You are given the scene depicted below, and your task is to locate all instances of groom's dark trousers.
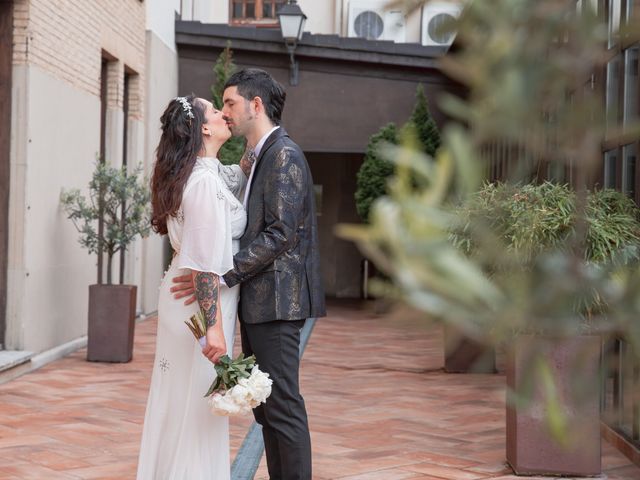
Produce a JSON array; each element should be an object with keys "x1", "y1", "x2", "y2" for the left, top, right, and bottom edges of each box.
[
  {"x1": 241, "y1": 319, "x2": 310, "y2": 479},
  {"x1": 223, "y1": 128, "x2": 326, "y2": 480}
]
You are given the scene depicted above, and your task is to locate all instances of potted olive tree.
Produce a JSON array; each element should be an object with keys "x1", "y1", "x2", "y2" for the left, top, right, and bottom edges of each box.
[
  {"x1": 61, "y1": 161, "x2": 150, "y2": 362},
  {"x1": 339, "y1": 0, "x2": 640, "y2": 477}
]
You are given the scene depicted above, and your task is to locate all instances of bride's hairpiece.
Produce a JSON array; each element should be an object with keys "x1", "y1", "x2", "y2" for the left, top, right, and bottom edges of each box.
[{"x1": 175, "y1": 96, "x2": 195, "y2": 119}]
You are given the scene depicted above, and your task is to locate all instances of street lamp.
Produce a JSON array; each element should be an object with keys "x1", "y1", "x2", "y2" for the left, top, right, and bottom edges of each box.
[{"x1": 277, "y1": 0, "x2": 307, "y2": 86}]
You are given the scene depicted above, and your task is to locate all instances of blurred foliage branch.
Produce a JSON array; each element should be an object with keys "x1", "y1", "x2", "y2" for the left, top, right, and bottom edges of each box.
[{"x1": 339, "y1": 0, "x2": 640, "y2": 348}]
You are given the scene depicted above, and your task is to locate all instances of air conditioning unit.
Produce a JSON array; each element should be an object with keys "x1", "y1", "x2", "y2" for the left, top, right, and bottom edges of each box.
[
  {"x1": 348, "y1": 0, "x2": 406, "y2": 43},
  {"x1": 422, "y1": 2, "x2": 462, "y2": 47}
]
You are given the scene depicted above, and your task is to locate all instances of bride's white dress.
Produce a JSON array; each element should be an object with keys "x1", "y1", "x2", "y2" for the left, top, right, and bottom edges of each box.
[{"x1": 137, "y1": 157, "x2": 247, "y2": 480}]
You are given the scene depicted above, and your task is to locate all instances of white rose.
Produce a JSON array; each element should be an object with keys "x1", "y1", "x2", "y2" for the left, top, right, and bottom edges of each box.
[
  {"x1": 246, "y1": 368, "x2": 272, "y2": 404},
  {"x1": 209, "y1": 392, "x2": 241, "y2": 416},
  {"x1": 229, "y1": 384, "x2": 252, "y2": 403}
]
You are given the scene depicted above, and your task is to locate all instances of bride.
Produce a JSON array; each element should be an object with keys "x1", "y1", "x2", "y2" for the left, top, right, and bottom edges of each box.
[{"x1": 137, "y1": 95, "x2": 247, "y2": 479}]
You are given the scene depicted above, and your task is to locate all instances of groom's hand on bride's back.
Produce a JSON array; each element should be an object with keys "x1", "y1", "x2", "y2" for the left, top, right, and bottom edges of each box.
[{"x1": 171, "y1": 274, "x2": 197, "y2": 305}]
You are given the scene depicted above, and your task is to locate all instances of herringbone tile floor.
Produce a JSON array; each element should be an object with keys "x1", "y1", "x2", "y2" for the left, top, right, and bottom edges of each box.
[{"x1": 0, "y1": 300, "x2": 637, "y2": 479}]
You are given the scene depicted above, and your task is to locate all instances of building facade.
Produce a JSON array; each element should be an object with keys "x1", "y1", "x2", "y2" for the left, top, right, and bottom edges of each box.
[
  {"x1": 179, "y1": 0, "x2": 463, "y2": 47},
  {"x1": 598, "y1": 0, "x2": 640, "y2": 460},
  {"x1": 0, "y1": 0, "x2": 182, "y2": 358},
  {"x1": 0, "y1": 0, "x2": 465, "y2": 358},
  {"x1": 485, "y1": 0, "x2": 640, "y2": 459},
  {"x1": 602, "y1": 0, "x2": 639, "y2": 202},
  {"x1": 175, "y1": 0, "x2": 465, "y2": 298},
  {"x1": 4, "y1": 0, "x2": 145, "y2": 355}
]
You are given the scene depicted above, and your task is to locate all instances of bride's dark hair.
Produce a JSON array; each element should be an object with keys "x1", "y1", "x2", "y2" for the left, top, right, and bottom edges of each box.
[{"x1": 151, "y1": 95, "x2": 206, "y2": 234}]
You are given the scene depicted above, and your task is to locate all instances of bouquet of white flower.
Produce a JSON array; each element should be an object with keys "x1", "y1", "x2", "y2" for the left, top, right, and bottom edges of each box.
[
  {"x1": 206, "y1": 354, "x2": 273, "y2": 416},
  {"x1": 185, "y1": 309, "x2": 273, "y2": 416}
]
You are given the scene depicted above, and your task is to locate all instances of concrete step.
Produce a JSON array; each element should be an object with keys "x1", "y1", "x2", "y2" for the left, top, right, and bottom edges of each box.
[{"x1": 0, "y1": 350, "x2": 34, "y2": 381}]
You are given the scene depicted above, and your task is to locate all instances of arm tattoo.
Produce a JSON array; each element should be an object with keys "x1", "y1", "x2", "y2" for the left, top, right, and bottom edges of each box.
[{"x1": 194, "y1": 272, "x2": 220, "y2": 328}]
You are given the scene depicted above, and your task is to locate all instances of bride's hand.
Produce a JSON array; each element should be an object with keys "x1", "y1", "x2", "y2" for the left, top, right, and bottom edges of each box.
[
  {"x1": 203, "y1": 324, "x2": 226, "y2": 364},
  {"x1": 171, "y1": 274, "x2": 197, "y2": 305}
]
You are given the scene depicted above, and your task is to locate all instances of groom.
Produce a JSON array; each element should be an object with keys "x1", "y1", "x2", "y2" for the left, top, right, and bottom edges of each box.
[{"x1": 174, "y1": 68, "x2": 325, "y2": 480}]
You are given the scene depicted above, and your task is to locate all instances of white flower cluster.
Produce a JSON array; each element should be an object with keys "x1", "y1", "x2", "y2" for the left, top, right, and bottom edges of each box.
[
  {"x1": 175, "y1": 96, "x2": 195, "y2": 119},
  {"x1": 208, "y1": 366, "x2": 273, "y2": 416}
]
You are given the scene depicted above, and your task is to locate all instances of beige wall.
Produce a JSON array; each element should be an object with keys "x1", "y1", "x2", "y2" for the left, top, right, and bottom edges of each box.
[
  {"x1": 178, "y1": 0, "x2": 246, "y2": 23},
  {"x1": 7, "y1": 65, "x2": 100, "y2": 352},
  {"x1": 7, "y1": 0, "x2": 148, "y2": 353},
  {"x1": 298, "y1": 0, "x2": 337, "y2": 35}
]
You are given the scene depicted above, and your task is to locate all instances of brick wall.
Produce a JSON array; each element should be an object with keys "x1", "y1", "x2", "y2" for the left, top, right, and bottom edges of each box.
[{"x1": 12, "y1": 0, "x2": 145, "y2": 118}]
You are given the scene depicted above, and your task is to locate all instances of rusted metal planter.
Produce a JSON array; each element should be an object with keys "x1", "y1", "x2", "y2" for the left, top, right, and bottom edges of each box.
[
  {"x1": 506, "y1": 334, "x2": 602, "y2": 476},
  {"x1": 87, "y1": 284, "x2": 137, "y2": 363},
  {"x1": 444, "y1": 325, "x2": 496, "y2": 373}
]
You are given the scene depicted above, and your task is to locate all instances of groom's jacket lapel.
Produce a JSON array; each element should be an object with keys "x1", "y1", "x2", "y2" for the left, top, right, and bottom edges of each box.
[{"x1": 249, "y1": 127, "x2": 289, "y2": 194}]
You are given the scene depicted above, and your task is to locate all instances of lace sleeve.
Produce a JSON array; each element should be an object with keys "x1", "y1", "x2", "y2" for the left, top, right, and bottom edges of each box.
[
  {"x1": 218, "y1": 164, "x2": 248, "y2": 201},
  {"x1": 176, "y1": 174, "x2": 234, "y2": 275}
]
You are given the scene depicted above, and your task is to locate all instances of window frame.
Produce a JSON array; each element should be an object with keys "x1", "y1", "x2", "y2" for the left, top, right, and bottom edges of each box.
[
  {"x1": 601, "y1": 0, "x2": 640, "y2": 204},
  {"x1": 229, "y1": 0, "x2": 286, "y2": 27}
]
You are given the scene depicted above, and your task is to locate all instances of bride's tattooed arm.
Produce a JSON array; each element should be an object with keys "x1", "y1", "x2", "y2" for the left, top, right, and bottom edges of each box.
[
  {"x1": 192, "y1": 271, "x2": 226, "y2": 364},
  {"x1": 194, "y1": 272, "x2": 220, "y2": 327}
]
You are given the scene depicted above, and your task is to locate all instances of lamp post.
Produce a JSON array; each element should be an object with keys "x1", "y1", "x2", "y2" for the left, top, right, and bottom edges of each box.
[{"x1": 277, "y1": 0, "x2": 307, "y2": 86}]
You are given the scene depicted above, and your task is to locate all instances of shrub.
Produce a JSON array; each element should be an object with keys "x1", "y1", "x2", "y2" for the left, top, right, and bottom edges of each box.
[
  {"x1": 211, "y1": 42, "x2": 245, "y2": 165},
  {"x1": 355, "y1": 123, "x2": 398, "y2": 222},
  {"x1": 450, "y1": 181, "x2": 640, "y2": 266},
  {"x1": 408, "y1": 84, "x2": 441, "y2": 158},
  {"x1": 355, "y1": 85, "x2": 441, "y2": 222}
]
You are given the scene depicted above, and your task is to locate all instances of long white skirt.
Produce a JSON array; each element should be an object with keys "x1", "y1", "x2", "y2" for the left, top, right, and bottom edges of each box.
[{"x1": 136, "y1": 259, "x2": 238, "y2": 480}]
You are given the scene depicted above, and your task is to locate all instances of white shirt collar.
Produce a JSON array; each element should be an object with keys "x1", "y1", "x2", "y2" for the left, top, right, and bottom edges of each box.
[
  {"x1": 253, "y1": 126, "x2": 280, "y2": 159},
  {"x1": 195, "y1": 156, "x2": 220, "y2": 169},
  {"x1": 242, "y1": 126, "x2": 279, "y2": 209}
]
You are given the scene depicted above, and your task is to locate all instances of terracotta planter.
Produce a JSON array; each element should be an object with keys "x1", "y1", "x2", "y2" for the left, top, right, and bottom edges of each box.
[
  {"x1": 506, "y1": 334, "x2": 601, "y2": 476},
  {"x1": 87, "y1": 284, "x2": 137, "y2": 363},
  {"x1": 444, "y1": 325, "x2": 496, "y2": 373}
]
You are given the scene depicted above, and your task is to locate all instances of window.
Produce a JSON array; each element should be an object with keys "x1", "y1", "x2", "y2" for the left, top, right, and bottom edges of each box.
[
  {"x1": 623, "y1": 45, "x2": 639, "y2": 126},
  {"x1": 604, "y1": 149, "x2": 618, "y2": 188},
  {"x1": 230, "y1": 0, "x2": 286, "y2": 24},
  {"x1": 622, "y1": 143, "x2": 638, "y2": 196},
  {"x1": 606, "y1": 55, "x2": 621, "y2": 132},
  {"x1": 625, "y1": 0, "x2": 635, "y2": 21},
  {"x1": 602, "y1": 3, "x2": 639, "y2": 200},
  {"x1": 608, "y1": 0, "x2": 621, "y2": 48},
  {"x1": 598, "y1": 3, "x2": 640, "y2": 456}
]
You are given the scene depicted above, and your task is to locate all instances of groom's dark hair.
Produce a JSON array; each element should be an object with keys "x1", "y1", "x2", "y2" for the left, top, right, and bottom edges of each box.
[{"x1": 224, "y1": 68, "x2": 286, "y2": 126}]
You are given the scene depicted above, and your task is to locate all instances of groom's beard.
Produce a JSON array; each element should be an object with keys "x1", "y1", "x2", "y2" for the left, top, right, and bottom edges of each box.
[
  {"x1": 228, "y1": 125, "x2": 243, "y2": 137},
  {"x1": 227, "y1": 116, "x2": 254, "y2": 138}
]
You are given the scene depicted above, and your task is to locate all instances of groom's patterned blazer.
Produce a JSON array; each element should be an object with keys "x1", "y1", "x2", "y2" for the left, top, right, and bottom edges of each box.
[{"x1": 223, "y1": 128, "x2": 326, "y2": 324}]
